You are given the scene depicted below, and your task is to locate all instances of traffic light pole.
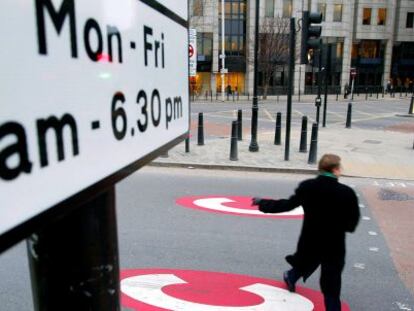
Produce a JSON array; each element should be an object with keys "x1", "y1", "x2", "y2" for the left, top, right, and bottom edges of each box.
[{"x1": 285, "y1": 18, "x2": 295, "y2": 161}]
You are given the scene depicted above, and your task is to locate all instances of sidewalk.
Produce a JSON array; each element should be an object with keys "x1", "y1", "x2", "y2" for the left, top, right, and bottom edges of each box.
[{"x1": 153, "y1": 124, "x2": 414, "y2": 180}]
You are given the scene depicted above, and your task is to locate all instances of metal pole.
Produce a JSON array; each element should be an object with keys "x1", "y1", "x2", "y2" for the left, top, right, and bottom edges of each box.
[
  {"x1": 285, "y1": 18, "x2": 295, "y2": 161},
  {"x1": 299, "y1": 116, "x2": 308, "y2": 153},
  {"x1": 197, "y1": 112, "x2": 204, "y2": 145},
  {"x1": 27, "y1": 188, "x2": 120, "y2": 311},
  {"x1": 323, "y1": 44, "x2": 331, "y2": 128},
  {"x1": 237, "y1": 109, "x2": 243, "y2": 141},
  {"x1": 316, "y1": 48, "x2": 322, "y2": 124},
  {"x1": 249, "y1": 0, "x2": 260, "y2": 152},
  {"x1": 298, "y1": 66, "x2": 302, "y2": 102},
  {"x1": 221, "y1": 0, "x2": 226, "y2": 102},
  {"x1": 308, "y1": 123, "x2": 318, "y2": 164},
  {"x1": 351, "y1": 75, "x2": 355, "y2": 101},
  {"x1": 274, "y1": 112, "x2": 282, "y2": 145},
  {"x1": 346, "y1": 102, "x2": 352, "y2": 128},
  {"x1": 230, "y1": 121, "x2": 238, "y2": 161}
]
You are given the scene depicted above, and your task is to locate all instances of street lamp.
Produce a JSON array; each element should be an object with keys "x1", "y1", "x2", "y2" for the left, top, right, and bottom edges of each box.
[
  {"x1": 249, "y1": 0, "x2": 260, "y2": 152},
  {"x1": 221, "y1": 0, "x2": 226, "y2": 102}
]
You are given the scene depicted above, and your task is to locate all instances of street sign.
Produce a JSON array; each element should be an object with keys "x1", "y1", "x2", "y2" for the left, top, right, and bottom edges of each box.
[
  {"x1": 176, "y1": 196, "x2": 304, "y2": 218},
  {"x1": 121, "y1": 269, "x2": 351, "y2": 310},
  {"x1": 350, "y1": 68, "x2": 357, "y2": 77},
  {"x1": 189, "y1": 28, "x2": 197, "y2": 77},
  {"x1": 0, "y1": 0, "x2": 189, "y2": 242},
  {"x1": 220, "y1": 68, "x2": 229, "y2": 74}
]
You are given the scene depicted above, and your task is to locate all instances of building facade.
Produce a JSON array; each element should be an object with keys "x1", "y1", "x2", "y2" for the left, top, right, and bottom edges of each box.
[{"x1": 190, "y1": 0, "x2": 414, "y2": 96}]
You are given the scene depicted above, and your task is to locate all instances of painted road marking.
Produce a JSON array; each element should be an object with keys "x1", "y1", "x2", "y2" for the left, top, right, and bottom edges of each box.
[
  {"x1": 120, "y1": 269, "x2": 351, "y2": 311},
  {"x1": 359, "y1": 204, "x2": 366, "y2": 208},
  {"x1": 354, "y1": 263, "x2": 366, "y2": 270},
  {"x1": 362, "y1": 216, "x2": 371, "y2": 221},
  {"x1": 176, "y1": 196, "x2": 304, "y2": 219},
  {"x1": 369, "y1": 247, "x2": 379, "y2": 252},
  {"x1": 368, "y1": 231, "x2": 378, "y2": 236}
]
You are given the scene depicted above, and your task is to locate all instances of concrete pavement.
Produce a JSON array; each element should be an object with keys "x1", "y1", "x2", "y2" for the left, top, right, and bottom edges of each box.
[{"x1": 153, "y1": 122, "x2": 414, "y2": 180}]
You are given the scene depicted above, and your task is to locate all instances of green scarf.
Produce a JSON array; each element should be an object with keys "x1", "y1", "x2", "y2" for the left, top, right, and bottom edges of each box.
[{"x1": 320, "y1": 172, "x2": 338, "y2": 179}]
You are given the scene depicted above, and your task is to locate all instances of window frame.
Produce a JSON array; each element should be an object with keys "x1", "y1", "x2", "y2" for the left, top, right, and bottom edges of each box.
[
  {"x1": 333, "y1": 4, "x2": 343, "y2": 22},
  {"x1": 377, "y1": 8, "x2": 387, "y2": 26},
  {"x1": 362, "y1": 8, "x2": 372, "y2": 25}
]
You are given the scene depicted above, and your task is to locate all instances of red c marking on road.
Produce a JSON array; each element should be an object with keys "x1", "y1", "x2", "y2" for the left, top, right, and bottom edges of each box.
[
  {"x1": 120, "y1": 269, "x2": 351, "y2": 311},
  {"x1": 175, "y1": 195, "x2": 304, "y2": 219}
]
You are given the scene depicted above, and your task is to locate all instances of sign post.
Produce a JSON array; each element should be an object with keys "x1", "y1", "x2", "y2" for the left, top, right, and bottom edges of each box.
[
  {"x1": 0, "y1": 0, "x2": 189, "y2": 309},
  {"x1": 350, "y1": 68, "x2": 357, "y2": 101}
]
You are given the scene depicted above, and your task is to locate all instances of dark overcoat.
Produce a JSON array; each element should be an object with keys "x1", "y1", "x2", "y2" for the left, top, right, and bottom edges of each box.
[{"x1": 257, "y1": 175, "x2": 360, "y2": 280}]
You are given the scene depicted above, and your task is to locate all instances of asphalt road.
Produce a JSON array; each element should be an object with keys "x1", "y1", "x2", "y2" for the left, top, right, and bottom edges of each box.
[
  {"x1": 190, "y1": 98, "x2": 413, "y2": 140},
  {"x1": 1, "y1": 167, "x2": 413, "y2": 310}
]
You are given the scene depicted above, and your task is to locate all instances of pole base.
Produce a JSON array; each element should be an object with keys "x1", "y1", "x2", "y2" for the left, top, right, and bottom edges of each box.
[{"x1": 249, "y1": 142, "x2": 259, "y2": 152}]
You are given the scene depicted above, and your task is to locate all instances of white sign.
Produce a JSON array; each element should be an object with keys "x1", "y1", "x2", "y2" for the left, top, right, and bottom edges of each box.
[
  {"x1": 0, "y1": 0, "x2": 189, "y2": 236},
  {"x1": 189, "y1": 28, "x2": 197, "y2": 77}
]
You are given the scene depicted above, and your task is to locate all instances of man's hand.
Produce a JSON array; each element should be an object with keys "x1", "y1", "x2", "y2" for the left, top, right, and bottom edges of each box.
[{"x1": 251, "y1": 197, "x2": 263, "y2": 206}]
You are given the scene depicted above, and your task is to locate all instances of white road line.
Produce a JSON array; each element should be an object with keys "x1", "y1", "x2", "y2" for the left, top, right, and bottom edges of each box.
[
  {"x1": 353, "y1": 263, "x2": 366, "y2": 269},
  {"x1": 359, "y1": 204, "x2": 366, "y2": 208},
  {"x1": 263, "y1": 108, "x2": 275, "y2": 122},
  {"x1": 369, "y1": 247, "x2": 379, "y2": 252},
  {"x1": 368, "y1": 231, "x2": 378, "y2": 236},
  {"x1": 293, "y1": 109, "x2": 315, "y2": 123},
  {"x1": 363, "y1": 216, "x2": 371, "y2": 221}
]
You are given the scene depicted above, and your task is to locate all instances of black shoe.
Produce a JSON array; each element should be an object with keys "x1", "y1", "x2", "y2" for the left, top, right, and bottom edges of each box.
[{"x1": 283, "y1": 271, "x2": 296, "y2": 292}]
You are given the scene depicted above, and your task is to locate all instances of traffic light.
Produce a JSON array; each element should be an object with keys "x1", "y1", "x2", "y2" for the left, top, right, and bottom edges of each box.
[{"x1": 301, "y1": 11, "x2": 322, "y2": 64}]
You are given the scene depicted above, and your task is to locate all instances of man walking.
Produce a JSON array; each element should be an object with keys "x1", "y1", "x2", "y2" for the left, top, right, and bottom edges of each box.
[{"x1": 252, "y1": 154, "x2": 360, "y2": 311}]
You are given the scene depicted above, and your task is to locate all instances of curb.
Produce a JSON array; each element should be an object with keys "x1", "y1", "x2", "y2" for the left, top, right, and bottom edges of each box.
[
  {"x1": 395, "y1": 114, "x2": 414, "y2": 118},
  {"x1": 149, "y1": 161, "x2": 414, "y2": 181},
  {"x1": 150, "y1": 161, "x2": 317, "y2": 175}
]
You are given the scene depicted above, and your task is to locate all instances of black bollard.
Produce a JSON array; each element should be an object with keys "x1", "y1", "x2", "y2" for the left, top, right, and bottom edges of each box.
[
  {"x1": 274, "y1": 112, "x2": 282, "y2": 145},
  {"x1": 308, "y1": 123, "x2": 318, "y2": 164},
  {"x1": 237, "y1": 109, "x2": 243, "y2": 141},
  {"x1": 336, "y1": 90, "x2": 339, "y2": 101},
  {"x1": 210, "y1": 90, "x2": 213, "y2": 102},
  {"x1": 248, "y1": 92, "x2": 250, "y2": 101},
  {"x1": 382, "y1": 87, "x2": 385, "y2": 98},
  {"x1": 346, "y1": 102, "x2": 352, "y2": 128},
  {"x1": 376, "y1": 87, "x2": 379, "y2": 99},
  {"x1": 409, "y1": 96, "x2": 414, "y2": 115},
  {"x1": 197, "y1": 112, "x2": 204, "y2": 146},
  {"x1": 185, "y1": 136, "x2": 190, "y2": 153},
  {"x1": 230, "y1": 121, "x2": 238, "y2": 161},
  {"x1": 233, "y1": 92, "x2": 235, "y2": 102},
  {"x1": 299, "y1": 116, "x2": 308, "y2": 153},
  {"x1": 365, "y1": 88, "x2": 368, "y2": 100}
]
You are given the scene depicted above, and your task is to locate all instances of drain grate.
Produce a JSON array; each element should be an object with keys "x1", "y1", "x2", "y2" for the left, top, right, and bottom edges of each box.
[{"x1": 378, "y1": 188, "x2": 414, "y2": 201}]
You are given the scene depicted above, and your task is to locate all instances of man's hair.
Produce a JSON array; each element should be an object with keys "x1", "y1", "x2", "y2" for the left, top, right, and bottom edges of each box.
[{"x1": 318, "y1": 154, "x2": 341, "y2": 173}]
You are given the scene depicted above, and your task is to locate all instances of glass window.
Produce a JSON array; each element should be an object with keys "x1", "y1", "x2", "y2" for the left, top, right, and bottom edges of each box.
[
  {"x1": 406, "y1": 12, "x2": 414, "y2": 28},
  {"x1": 283, "y1": 0, "x2": 292, "y2": 18},
  {"x1": 336, "y1": 42, "x2": 344, "y2": 58},
  {"x1": 333, "y1": 4, "x2": 343, "y2": 22},
  {"x1": 192, "y1": 0, "x2": 203, "y2": 16},
  {"x1": 197, "y1": 33, "x2": 213, "y2": 57},
  {"x1": 317, "y1": 3, "x2": 326, "y2": 22},
  {"x1": 362, "y1": 8, "x2": 371, "y2": 25},
  {"x1": 377, "y1": 8, "x2": 387, "y2": 25},
  {"x1": 265, "y1": 0, "x2": 274, "y2": 17}
]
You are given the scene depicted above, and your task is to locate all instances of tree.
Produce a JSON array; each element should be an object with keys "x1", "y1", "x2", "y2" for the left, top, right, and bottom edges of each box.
[{"x1": 253, "y1": 16, "x2": 290, "y2": 99}]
